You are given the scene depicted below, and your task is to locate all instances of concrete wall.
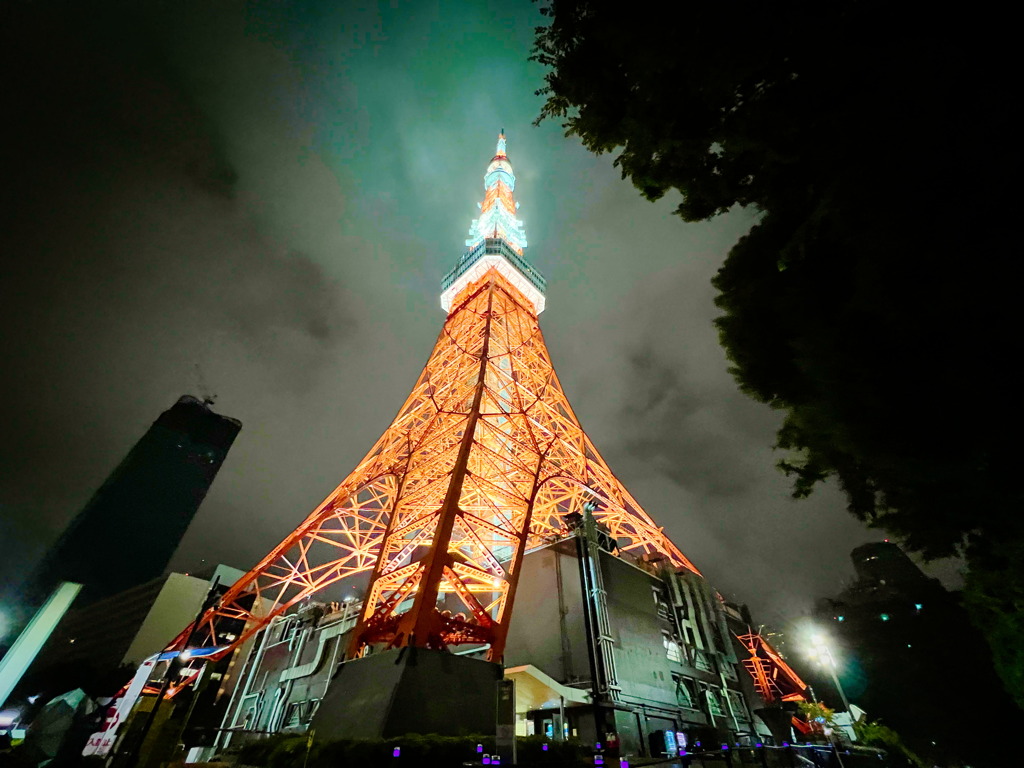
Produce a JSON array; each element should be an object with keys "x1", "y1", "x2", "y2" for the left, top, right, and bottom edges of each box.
[
  {"x1": 312, "y1": 648, "x2": 502, "y2": 739},
  {"x1": 122, "y1": 573, "x2": 209, "y2": 666},
  {"x1": 600, "y1": 553, "x2": 681, "y2": 710},
  {"x1": 504, "y1": 541, "x2": 769, "y2": 750},
  {"x1": 504, "y1": 543, "x2": 588, "y2": 684}
]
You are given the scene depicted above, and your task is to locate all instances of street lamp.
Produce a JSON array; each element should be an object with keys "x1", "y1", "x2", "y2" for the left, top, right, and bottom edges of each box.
[{"x1": 808, "y1": 633, "x2": 851, "y2": 714}]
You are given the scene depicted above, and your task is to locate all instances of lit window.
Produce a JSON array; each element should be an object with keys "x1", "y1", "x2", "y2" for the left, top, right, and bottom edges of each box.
[{"x1": 663, "y1": 636, "x2": 682, "y2": 663}]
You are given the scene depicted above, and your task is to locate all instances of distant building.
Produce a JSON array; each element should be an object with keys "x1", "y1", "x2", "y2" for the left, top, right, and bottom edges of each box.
[
  {"x1": 28, "y1": 396, "x2": 241, "y2": 607},
  {"x1": 22, "y1": 565, "x2": 245, "y2": 699},
  {"x1": 814, "y1": 541, "x2": 1012, "y2": 764},
  {"x1": 850, "y1": 541, "x2": 933, "y2": 589},
  {"x1": 817, "y1": 541, "x2": 948, "y2": 643}
]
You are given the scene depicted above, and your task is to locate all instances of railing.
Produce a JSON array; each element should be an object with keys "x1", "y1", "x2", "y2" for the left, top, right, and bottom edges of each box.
[
  {"x1": 668, "y1": 742, "x2": 886, "y2": 767},
  {"x1": 441, "y1": 239, "x2": 547, "y2": 294}
]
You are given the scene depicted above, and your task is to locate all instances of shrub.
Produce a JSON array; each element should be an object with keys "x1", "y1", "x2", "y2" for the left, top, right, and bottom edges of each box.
[{"x1": 236, "y1": 733, "x2": 591, "y2": 768}]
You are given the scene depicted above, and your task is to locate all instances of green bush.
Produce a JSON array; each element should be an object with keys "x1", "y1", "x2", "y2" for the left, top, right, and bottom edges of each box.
[
  {"x1": 236, "y1": 734, "x2": 301, "y2": 768},
  {"x1": 236, "y1": 733, "x2": 591, "y2": 768}
]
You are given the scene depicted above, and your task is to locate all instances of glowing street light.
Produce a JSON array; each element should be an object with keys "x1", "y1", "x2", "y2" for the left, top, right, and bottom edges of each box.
[{"x1": 807, "y1": 633, "x2": 851, "y2": 714}]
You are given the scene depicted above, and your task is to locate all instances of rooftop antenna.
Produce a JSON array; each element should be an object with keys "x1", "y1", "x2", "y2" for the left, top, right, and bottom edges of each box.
[{"x1": 193, "y1": 362, "x2": 217, "y2": 406}]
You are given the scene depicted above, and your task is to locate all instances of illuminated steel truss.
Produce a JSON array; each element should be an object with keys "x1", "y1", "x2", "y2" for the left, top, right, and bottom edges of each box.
[
  {"x1": 736, "y1": 631, "x2": 809, "y2": 704},
  {"x1": 735, "y1": 631, "x2": 814, "y2": 734},
  {"x1": 172, "y1": 134, "x2": 698, "y2": 664}
]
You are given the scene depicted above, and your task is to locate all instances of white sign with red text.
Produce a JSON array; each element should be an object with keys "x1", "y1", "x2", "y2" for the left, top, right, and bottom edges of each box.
[{"x1": 82, "y1": 656, "x2": 156, "y2": 757}]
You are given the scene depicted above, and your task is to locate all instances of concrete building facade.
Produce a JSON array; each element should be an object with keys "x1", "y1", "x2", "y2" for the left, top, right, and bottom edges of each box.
[
  {"x1": 23, "y1": 565, "x2": 244, "y2": 699},
  {"x1": 812, "y1": 541, "x2": 1014, "y2": 764},
  {"x1": 504, "y1": 540, "x2": 768, "y2": 755},
  {"x1": 220, "y1": 599, "x2": 360, "y2": 739}
]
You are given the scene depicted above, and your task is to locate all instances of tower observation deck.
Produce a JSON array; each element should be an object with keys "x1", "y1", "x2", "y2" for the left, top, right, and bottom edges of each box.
[
  {"x1": 441, "y1": 132, "x2": 546, "y2": 314},
  {"x1": 163, "y1": 132, "x2": 698, "y2": 669}
]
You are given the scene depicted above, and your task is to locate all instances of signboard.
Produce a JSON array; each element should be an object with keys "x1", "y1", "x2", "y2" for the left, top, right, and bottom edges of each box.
[
  {"x1": 663, "y1": 730, "x2": 677, "y2": 756},
  {"x1": 82, "y1": 656, "x2": 156, "y2": 757},
  {"x1": 496, "y1": 679, "x2": 516, "y2": 765}
]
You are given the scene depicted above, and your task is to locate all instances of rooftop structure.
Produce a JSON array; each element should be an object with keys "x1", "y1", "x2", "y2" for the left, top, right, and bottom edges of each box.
[{"x1": 441, "y1": 132, "x2": 544, "y2": 313}]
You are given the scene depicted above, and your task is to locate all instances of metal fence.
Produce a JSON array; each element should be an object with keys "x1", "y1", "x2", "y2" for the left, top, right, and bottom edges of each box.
[{"x1": 666, "y1": 743, "x2": 888, "y2": 768}]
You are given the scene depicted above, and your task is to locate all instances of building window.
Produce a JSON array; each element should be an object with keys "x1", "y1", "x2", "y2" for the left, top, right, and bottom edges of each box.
[
  {"x1": 652, "y1": 586, "x2": 671, "y2": 620},
  {"x1": 702, "y1": 684, "x2": 725, "y2": 717},
  {"x1": 692, "y1": 648, "x2": 714, "y2": 673},
  {"x1": 283, "y1": 699, "x2": 321, "y2": 729},
  {"x1": 673, "y1": 674, "x2": 698, "y2": 709},
  {"x1": 663, "y1": 635, "x2": 682, "y2": 663},
  {"x1": 284, "y1": 702, "x2": 304, "y2": 729},
  {"x1": 722, "y1": 659, "x2": 738, "y2": 681},
  {"x1": 728, "y1": 690, "x2": 749, "y2": 721}
]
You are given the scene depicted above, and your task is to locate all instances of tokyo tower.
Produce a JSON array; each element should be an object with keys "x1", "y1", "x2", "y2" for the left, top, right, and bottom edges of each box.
[{"x1": 176, "y1": 132, "x2": 699, "y2": 665}]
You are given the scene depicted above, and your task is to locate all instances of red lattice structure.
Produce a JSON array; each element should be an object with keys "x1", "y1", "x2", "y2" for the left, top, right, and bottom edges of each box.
[
  {"x1": 736, "y1": 631, "x2": 813, "y2": 734},
  {"x1": 170, "y1": 134, "x2": 698, "y2": 664},
  {"x1": 736, "y1": 631, "x2": 809, "y2": 704}
]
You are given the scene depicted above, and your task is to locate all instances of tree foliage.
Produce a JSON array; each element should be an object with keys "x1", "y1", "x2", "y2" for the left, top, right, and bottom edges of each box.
[
  {"x1": 796, "y1": 700, "x2": 835, "y2": 728},
  {"x1": 853, "y1": 718, "x2": 926, "y2": 768},
  {"x1": 534, "y1": 0, "x2": 1021, "y2": 698}
]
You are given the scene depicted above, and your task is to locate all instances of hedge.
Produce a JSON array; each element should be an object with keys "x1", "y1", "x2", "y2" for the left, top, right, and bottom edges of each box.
[{"x1": 236, "y1": 734, "x2": 591, "y2": 768}]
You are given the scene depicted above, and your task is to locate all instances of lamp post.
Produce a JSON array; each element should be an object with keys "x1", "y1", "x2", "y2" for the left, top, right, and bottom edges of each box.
[
  {"x1": 806, "y1": 633, "x2": 851, "y2": 768},
  {"x1": 809, "y1": 634, "x2": 851, "y2": 714}
]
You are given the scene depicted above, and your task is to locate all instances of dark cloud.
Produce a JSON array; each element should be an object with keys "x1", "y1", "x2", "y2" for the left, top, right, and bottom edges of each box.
[
  {"x1": 0, "y1": 1, "x2": 353, "y2": 587},
  {"x1": 619, "y1": 344, "x2": 763, "y2": 497}
]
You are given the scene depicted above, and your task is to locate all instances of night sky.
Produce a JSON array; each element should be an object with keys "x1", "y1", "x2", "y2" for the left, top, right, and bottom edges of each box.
[{"x1": 0, "y1": 0, "x2": 958, "y2": 630}]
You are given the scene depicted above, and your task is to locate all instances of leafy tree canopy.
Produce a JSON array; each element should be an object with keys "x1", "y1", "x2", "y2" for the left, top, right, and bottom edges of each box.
[
  {"x1": 797, "y1": 700, "x2": 835, "y2": 728},
  {"x1": 854, "y1": 717, "x2": 926, "y2": 768},
  {"x1": 534, "y1": 0, "x2": 1021, "y2": 700}
]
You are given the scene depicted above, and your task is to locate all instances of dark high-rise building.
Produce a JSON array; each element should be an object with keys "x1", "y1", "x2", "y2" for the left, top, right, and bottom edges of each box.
[
  {"x1": 815, "y1": 541, "x2": 1012, "y2": 766},
  {"x1": 849, "y1": 541, "x2": 931, "y2": 588},
  {"x1": 28, "y1": 396, "x2": 241, "y2": 606}
]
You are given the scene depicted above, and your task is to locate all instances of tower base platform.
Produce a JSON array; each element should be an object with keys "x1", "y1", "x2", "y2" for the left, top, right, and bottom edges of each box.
[{"x1": 310, "y1": 647, "x2": 502, "y2": 739}]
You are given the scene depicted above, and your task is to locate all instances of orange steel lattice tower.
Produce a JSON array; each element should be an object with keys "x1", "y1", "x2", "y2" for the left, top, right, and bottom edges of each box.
[{"x1": 174, "y1": 133, "x2": 699, "y2": 664}]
